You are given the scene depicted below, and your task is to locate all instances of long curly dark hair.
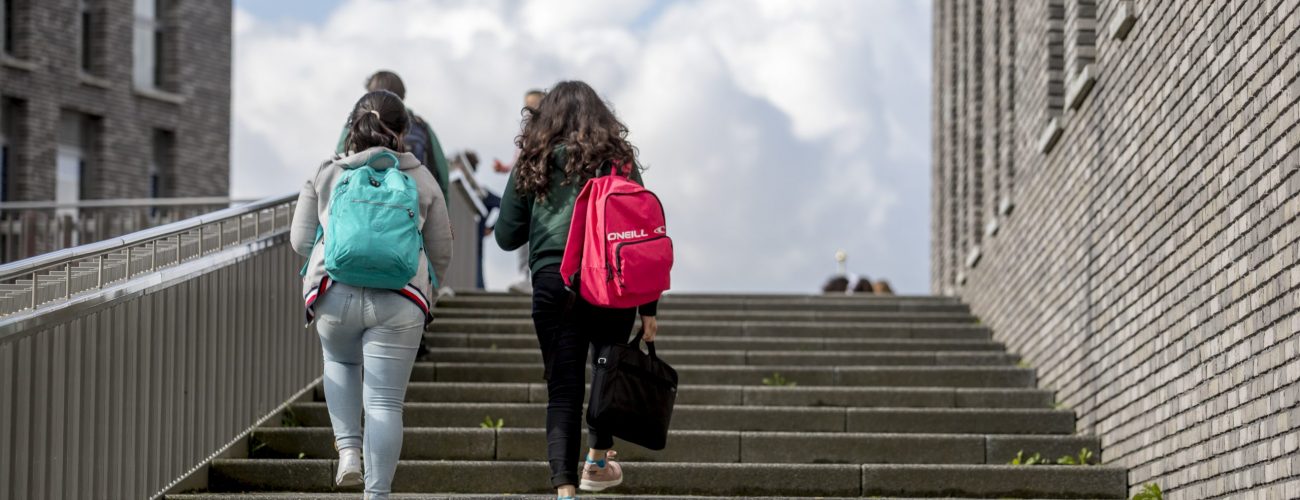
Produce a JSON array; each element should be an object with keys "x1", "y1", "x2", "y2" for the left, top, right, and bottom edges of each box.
[
  {"x1": 513, "y1": 81, "x2": 637, "y2": 200},
  {"x1": 346, "y1": 90, "x2": 409, "y2": 154}
]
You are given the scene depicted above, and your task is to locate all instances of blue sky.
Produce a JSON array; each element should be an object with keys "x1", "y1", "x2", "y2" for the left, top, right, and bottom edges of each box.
[{"x1": 231, "y1": 0, "x2": 933, "y2": 294}]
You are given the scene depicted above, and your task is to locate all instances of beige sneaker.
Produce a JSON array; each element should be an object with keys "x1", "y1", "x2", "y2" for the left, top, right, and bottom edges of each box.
[{"x1": 578, "y1": 450, "x2": 623, "y2": 492}]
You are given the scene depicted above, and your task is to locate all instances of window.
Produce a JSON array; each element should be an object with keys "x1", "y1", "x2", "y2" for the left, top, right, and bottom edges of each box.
[
  {"x1": 2, "y1": 0, "x2": 18, "y2": 58},
  {"x1": 1063, "y1": 0, "x2": 1097, "y2": 109},
  {"x1": 0, "y1": 98, "x2": 14, "y2": 202},
  {"x1": 78, "y1": 0, "x2": 106, "y2": 76},
  {"x1": 57, "y1": 112, "x2": 97, "y2": 221},
  {"x1": 149, "y1": 129, "x2": 174, "y2": 198},
  {"x1": 133, "y1": 0, "x2": 170, "y2": 90},
  {"x1": 1, "y1": 0, "x2": 9, "y2": 56},
  {"x1": 1038, "y1": 0, "x2": 1066, "y2": 153},
  {"x1": 1065, "y1": 0, "x2": 1096, "y2": 80},
  {"x1": 1045, "y1": 0, "x2": 1066, "y2": 118}
]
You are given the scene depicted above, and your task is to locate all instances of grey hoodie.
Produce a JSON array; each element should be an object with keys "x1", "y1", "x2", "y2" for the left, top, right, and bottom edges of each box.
[{"x1": 290, "y1": 147, "x2": 453, "y2": 322}]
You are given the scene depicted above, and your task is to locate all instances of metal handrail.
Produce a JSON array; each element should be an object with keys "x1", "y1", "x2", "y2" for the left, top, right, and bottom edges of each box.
[
  {"x1": 0, "y1": 192, "x2": 297, "y2": 316},
  {"x1": 0, "y1": 196, "x2": 256, "y2": 210}
]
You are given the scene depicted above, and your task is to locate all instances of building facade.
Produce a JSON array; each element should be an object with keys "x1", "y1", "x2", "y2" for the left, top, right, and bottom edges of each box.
[
  {"x1": 0, "y1": 0, "x2": 230, "y2": 203},
  {"x1": 932, "y1": 1, "x2": 1298, "y2": 497}
]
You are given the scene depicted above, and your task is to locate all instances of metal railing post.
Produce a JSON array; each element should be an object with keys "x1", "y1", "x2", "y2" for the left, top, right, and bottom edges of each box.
[{"x1": 64, "y1": 263, "x2": 71, "y2": 299}]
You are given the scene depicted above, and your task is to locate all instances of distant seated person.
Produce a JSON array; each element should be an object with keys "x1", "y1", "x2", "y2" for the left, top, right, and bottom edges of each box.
[
  {"x1": 337, "y1": 70, "x2": 451, "y2": 207},
  {"x1": 872, "y1": 280, "x2": 894, "y2": 295},
  {"x1": 853, "y1": 277, "x2": 874, "y2": 294}
]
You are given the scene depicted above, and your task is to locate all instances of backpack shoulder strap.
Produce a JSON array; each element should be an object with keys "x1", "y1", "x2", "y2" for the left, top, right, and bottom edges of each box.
[{"x1": 560, "y1": 180, "x2": 597, "y2": 288}]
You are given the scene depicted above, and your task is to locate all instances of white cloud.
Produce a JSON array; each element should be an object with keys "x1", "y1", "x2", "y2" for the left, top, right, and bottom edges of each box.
[{"x1": 232, "y1": 0, "x2": 932, "y2": 293}]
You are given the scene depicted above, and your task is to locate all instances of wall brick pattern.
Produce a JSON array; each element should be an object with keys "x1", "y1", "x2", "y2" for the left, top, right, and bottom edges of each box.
[
  {"x1": 933, "y1": 0, "x2": 1300, "y2": 497},
  {"x1": 0, "y1": 0, "x2": 230, "y2": 201}
]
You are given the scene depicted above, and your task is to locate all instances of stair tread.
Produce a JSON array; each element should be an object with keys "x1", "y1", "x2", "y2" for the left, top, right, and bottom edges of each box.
[{"x1": 204, "y1": 460, "x2": 1128, "y2": 498}]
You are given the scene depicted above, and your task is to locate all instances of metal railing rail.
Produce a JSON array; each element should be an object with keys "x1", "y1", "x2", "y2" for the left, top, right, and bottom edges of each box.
[
  {"x1": 0, "y1": 197, "x2": 257, "y2": 210},
  {"x1": 0, "y1": 192, "x2": 321, "y2": 500},
  {"x1": 0, "y1": 194, "x2": 297, "y2": 318},
  {"x1": 0, "y1": 197, "x2": 263, "y2": 264}
]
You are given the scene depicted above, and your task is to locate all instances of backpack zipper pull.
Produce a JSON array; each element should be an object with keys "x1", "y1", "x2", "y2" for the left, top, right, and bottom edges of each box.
[{"x1": 407, "y1": 209, "x2": 415, "y2": 218}]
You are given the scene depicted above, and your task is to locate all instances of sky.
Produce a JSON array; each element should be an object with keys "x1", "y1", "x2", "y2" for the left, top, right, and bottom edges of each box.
[{"x1": 232, "y1": 0, "x2": 933, "y2": 294}]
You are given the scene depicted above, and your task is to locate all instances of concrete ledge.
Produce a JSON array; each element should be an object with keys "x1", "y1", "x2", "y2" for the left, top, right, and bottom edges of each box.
[
  {"x1": 860, "y1": 464, "x2": 1128, "y2": 498},
  {"x1": 740, "y1": 432, "x2": 984, "y2": 464},
  {"x1": 370, "y1": 382, "x2": 1054, "y2": 408},
  {"x1": 413, "y1": 363, "x2": 1035, "y2": 388},
  {"x1": 433, "y1": 307, "x2": 978, "y2": 324},
  {"x1": 288, "y1": 403, "x2": 1072, "y2": 434},
  {"x1": 250, "y1": 428, "x2": 1095, "y2": 465},
  {"x1": 986, "y1": 435, "x2": 1103, "y2": 464},
  {"x1": 421, "y1": 348, "x2": 1015, "y2": 367},
  {"x1": 175, "y1": 495, "x2": 1108, "y2": 500},
  {"x1": 496, "y1": 428, "x2": 740, "y2": 463},
  {"x1": 428, "y1": 319, "x2": 993, "y2": 340},
  {"x1": 1110, "y1": 0, "x2": 1137, "y2": 40},
  {"x1": 251, "y1": 428, "x2": 495, "y2": 460},
  {"x1": 207, "y1": 460, "x2": 1125, "y2": 498},
  {"x1": 1038, "y1": 118, "x2": 1064, "y2": 154},
  {"x1": 1066, "y1": 65, "x2": 1097, "y2": 110},
  {"x1": 428, "y1": 333, "x2": 1007, "y2": 353},
  {"x1": 847, "y1": 408, "x2": 1075, "y2": 434},
  {"x1": 436, "y1": 294, "x2": 969, "y2": 314}
]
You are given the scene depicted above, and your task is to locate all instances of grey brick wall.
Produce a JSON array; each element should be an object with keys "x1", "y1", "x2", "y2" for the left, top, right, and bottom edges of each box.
[
  {"x1": 0, "y1": 0, "x2": 230, "y2": 201},
  {"x1": 933, "y1": 0, "x2": 1300, "y2": 497}
]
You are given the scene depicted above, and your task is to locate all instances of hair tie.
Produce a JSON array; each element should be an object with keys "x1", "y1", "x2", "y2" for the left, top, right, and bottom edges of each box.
[{"x1": 368, "y1": 109, "x2": 381, "y2": 119}]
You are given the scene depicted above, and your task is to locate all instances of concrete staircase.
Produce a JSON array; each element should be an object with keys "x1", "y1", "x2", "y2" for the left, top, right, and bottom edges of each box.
[{"x1": 170, "y1": 292, "x2": 1129, "y2": 499}]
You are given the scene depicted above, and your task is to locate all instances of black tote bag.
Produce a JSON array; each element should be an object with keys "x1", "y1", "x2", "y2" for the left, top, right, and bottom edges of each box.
[{"x1": 587, "y1": 329, "x2": 678, "y2": 450}]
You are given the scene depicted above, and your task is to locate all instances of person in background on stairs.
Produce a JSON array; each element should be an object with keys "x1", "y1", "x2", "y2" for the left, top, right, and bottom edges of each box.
[
  {"x1": 494, "y1": 81, "x2": 658, "y2": 499},
  {"x1": 290, "y1": 90, "x2": 453, "y2": 500},
  {"x1": 494, "y1": 89, "x2": 547, "y2": 294}
]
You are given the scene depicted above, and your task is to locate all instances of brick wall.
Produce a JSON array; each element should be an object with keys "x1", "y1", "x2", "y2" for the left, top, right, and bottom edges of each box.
[
  {"x1": 932, "y1": 0, "x2": 1300, "y2": 497},
  {"x1": 0, "y1": 0, "x2": 230, "y2": 201}
]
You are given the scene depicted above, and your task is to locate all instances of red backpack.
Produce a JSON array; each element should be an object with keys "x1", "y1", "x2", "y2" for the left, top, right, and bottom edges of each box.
[{"x1": 561, "y1": 162, "x2": 673, "y2": 308}]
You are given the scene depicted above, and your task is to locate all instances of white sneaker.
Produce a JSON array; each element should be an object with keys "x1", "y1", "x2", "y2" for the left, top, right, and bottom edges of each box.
[{"x1": 336, "y1": 447, "x2": 363, "y2": 487}]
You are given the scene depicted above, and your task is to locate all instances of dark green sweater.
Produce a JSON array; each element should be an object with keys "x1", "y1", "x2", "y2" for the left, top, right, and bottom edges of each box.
[
  {"x1": 495, "y1": 149, "x2": 643, "y2": 273},
  {"x1": 495, "y1": 148, "x2": 656, "y2": 315}
]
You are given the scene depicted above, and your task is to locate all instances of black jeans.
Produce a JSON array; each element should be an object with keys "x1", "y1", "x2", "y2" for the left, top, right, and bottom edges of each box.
[{"x1": 531, "y1": 265, "x2": 636, "y2": 488}]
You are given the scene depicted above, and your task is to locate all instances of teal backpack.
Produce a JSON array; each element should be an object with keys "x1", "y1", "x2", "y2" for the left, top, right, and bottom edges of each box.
[{"x1": 322, "y1": 151, "x2": 429, "y2": 290}]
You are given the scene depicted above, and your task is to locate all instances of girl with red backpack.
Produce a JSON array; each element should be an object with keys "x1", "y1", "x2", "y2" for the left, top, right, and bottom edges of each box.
[{"x1": 495, "y1": 81, "x2": 662, "y2": 499}]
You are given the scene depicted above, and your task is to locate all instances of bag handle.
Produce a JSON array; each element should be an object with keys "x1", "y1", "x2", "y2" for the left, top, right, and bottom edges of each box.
[{"x1": 630, "y1": 327, "x2": 656, "y2": 358}]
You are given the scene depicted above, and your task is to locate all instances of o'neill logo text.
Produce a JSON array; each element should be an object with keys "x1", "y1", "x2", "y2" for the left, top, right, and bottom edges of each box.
[{"x1": 608, "y1": 226, "x2": 666, "y2": 241}]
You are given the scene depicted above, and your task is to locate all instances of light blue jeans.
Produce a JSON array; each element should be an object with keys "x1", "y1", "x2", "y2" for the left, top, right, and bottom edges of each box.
[{"x1": 314, "y1": 282, "x2": 425, "y2": 499}]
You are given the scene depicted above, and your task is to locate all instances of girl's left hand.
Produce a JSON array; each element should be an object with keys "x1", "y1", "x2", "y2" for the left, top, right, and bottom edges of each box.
[{"x1": 641, "y1": 315, "x2": 658, "y2": 343}]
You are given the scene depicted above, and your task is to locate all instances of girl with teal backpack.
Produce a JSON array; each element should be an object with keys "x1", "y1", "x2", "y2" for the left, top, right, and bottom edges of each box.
[{"x1": 289, "y1": 90, "x2": 453, "y2": 500}]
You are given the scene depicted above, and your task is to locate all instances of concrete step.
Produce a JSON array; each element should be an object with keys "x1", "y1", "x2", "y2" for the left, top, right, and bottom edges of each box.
[
  {"x1": 437, "y1": 295, "x2": 971, "y2": 314},
  {"x1": 285, "y1": 403, "x2": 1076, "y2": 434},
  {"x1": 433, "y1": 307, "x2": 978, "y2": 324},
  {"x1": 427, "y1": 332, "x2": 1007, "y2": 352},
  {"x1": 374, "y1": 382, "x2": 1056, "y2": 408},
  {"x1": 429, "y1": 319, "x2": 991, "y2": 340},
  {"x1": 206, "y1": 460, "x2": 1127, "y2": 498},
  {"x1": 411, "y1": 363, "x2": 1036, "y2": 388},
  {"x1": 251, "y1": 427, "x2": 1100, "y2": 465},
  {"x1": 422, "y1": 348, "x2": 1019, "y2": 367},
  {"x1": 173, "y1": 495, "x2": 1114, "y2": 500}
]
